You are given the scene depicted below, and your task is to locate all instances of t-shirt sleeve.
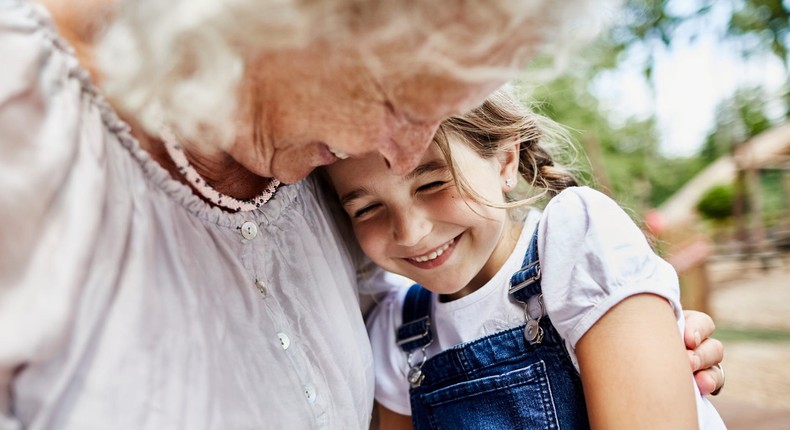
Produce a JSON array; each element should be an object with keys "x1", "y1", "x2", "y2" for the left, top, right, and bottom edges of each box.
[
  {"x1": 538, "y1": 187, "x2": 683, "y2": 352},
  {"x1": 365, "y1": 288, "x2": 413, "y2": 416}
]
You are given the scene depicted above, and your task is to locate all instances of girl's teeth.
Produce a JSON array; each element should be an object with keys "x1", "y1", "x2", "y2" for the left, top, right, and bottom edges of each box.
[
  {"x1": 329, "y1": 148, "x2": 349, "y2": 159},
  {"x1": 412, "y1": 239, "x2": 454, "y2": 263}
]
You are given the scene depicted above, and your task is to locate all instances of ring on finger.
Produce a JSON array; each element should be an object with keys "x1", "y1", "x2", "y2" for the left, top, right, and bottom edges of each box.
[{"x1": 710, "y1": 363, "x2": 725, "y2": 396}]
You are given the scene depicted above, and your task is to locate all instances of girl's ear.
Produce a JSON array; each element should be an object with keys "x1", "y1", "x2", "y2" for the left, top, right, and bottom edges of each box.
[{"x1": 498, "y1": 138, "x2": 521, "y2": 191}]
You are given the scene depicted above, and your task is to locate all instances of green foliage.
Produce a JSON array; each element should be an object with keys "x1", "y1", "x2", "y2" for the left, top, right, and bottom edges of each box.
[
  {"x1": 523, "y1": 69, "x2": 708, "y2": 211},
  {"x1": 728, "y1": 0, "x2": 790, "y2": 63},
  {"x1": 610, "y1": 0, "x2": 716, "y2": 79},
  {"x1": 760, "y1": 169, "x2": 789, "y2": 226},
  {"x1": 699, "y1": 86, "x2": 777, "y2": 162},
  {"x1": 696, "y1": 184, "x2": 736, "y2": 221},
  {"x1": 518, "y1": 0, "x2": 789, "y2": 213},
  {"x1": 645, "y1": 156, "x2": 708, "y2": 206},
  {"x1": 715, "y1": 326, "x2": 790, "y2": 343},
  {"x1": 614, "y1": 0, "x2": 789, "y2": 76}
]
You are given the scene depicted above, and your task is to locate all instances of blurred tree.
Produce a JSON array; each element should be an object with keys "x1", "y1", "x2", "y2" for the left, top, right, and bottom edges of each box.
[
  {"x1": 613, "y1": 0, "x2": 789, "y2": 77},
  {"x1": 520, "y1": 0, "x2": 789, "y2": 214},
  {"x1": 760, "y1": 169, "x2": 788, "y2": 226},
  {"x1": 696, "y1": 183, "x2": 736, "y2": 221},
  {"x1": 618, "y1": 0, "x2": 790, "y2": 123},
  {"x1": 700, "y1": 86, "x2": 776, "y2": 163},
  {"x1": 526, "y1": 71, "x2": 705, "y2": 211},
  {"x1": 728, "y1": 0, "x2": 790, "y2": 66}
]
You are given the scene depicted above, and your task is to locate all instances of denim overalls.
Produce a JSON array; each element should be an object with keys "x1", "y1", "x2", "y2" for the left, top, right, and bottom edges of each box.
[{"x1": 395, "y1": 228, "x2": 589, "y2": 429}]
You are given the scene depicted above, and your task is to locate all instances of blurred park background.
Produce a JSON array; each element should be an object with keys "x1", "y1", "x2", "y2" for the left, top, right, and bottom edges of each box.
[{"x1": 517, "y1": 1, "x2": 790, "y2": 428}]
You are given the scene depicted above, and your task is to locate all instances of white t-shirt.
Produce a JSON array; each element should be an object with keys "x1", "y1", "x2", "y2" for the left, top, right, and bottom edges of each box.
[{"x1": 367, "y1": 187, "x2": 725, "y2": 429}]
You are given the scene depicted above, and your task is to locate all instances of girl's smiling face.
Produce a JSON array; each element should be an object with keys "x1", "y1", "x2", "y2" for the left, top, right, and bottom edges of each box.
[{"x1": 325, "y1": 137, "x2": 521, "y2": 300}]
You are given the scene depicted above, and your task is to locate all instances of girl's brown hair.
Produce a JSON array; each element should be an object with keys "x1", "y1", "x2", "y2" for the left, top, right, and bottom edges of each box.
[{"x1": 432, "y1": 86, "x2": 578, "y2": 209}]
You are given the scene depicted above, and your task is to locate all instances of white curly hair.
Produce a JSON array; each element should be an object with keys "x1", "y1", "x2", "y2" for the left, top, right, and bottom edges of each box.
[{"x1": 95, "y1": 0, "x2": 622, "y2": 149}]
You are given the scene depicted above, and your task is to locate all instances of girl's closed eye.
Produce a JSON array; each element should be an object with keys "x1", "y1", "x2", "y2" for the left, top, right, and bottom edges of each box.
[
  {"x1": 416, "y1": 181, "x2": 449, "y2": 192},
  {"x1": 351, "y1": 202, "x2": 381, "y2": 219}
]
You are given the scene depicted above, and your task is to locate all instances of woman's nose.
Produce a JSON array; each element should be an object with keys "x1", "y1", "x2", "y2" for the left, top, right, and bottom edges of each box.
[{"x1": 379, "y1": 121, "x2": 440, "y2": 175}]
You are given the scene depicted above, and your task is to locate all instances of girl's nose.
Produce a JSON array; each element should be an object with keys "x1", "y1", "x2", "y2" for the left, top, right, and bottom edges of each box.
[{"x1": 392, "y1": 208, "x2": 431, "y2": 247}]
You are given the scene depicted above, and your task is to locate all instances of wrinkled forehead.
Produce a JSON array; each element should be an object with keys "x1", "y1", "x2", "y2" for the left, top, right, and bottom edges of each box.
[
  {"x1": 327, "y1": 12, "x2": 538, "y2": 120},
  {"x1": 306, "y1": 40, "x2": 520, "y2": 125}
]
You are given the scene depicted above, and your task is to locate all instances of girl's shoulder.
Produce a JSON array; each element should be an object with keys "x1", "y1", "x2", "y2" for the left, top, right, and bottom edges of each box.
[
  {"x1": 537, "y1": 186, "x2": 679, "y2": 351},
  {"x1": 365, "y1": 283, "x2": 411, "y2": 339},
  {"x1": 543, "y1": 186, "x2": 622, "y2": 217},
  {"x1": 539, "y1": 186, "x2": 640, "y2": 247},
  {"x1": 365, "y1": 283, "x2": 415, "y2": 415}
]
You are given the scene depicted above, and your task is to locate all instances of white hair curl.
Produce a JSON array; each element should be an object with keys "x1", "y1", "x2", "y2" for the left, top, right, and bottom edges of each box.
[{"x1": 96, "y1": 0, "x2": 622, "y2": 149}]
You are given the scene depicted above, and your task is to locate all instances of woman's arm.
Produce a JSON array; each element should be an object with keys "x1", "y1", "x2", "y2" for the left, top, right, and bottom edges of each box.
[
  {"x1": 576, "y1": 293, "x2": 698, "y2": 430},
  {"x1": 374, "y1": 402, "x2": 413, "y2": 430}
]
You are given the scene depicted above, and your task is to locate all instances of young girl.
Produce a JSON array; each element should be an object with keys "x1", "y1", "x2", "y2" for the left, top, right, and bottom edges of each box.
[{"x1": 323, "y1": 88, "x2": 725, "y2": 429}]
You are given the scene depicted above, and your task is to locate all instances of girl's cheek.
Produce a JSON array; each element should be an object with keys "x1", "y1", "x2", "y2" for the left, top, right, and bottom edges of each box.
[
  {"x1": 352, "y1": 225, "x2": 369, "y2": 247},
  {"x1": 355, "y1": 225, "x2": 386, "y2": 260}
]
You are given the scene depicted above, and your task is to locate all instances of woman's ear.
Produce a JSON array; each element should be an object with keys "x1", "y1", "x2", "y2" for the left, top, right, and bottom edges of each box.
[{"x1": 498, "y1": 138, "x2": 521, "y2": 191}]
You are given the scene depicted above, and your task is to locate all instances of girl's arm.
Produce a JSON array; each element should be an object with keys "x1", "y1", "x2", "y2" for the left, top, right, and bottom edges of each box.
[
  {"x1": 576, "y1": 293, "x2": 698, "y2": 430},
  {"x1": 375, "y1": 402, "x2": 413, "y2": 430}
]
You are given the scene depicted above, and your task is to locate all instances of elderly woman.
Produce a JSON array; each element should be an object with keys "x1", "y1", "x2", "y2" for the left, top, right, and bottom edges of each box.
[{"x1": 0, "y1": 0, "x2": 723, "y2": 428}]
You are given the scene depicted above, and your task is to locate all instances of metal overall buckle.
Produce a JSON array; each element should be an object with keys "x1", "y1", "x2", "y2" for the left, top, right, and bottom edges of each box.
[
  {"x1": 406, "y1": 339, "x2": 433, "y2": 388},
  {"x1": 523, "y1": 294, "x2": 545, "y2": 345},
  {"x1": 509, "y1": 259, "x2": 544, "y2": 345}
]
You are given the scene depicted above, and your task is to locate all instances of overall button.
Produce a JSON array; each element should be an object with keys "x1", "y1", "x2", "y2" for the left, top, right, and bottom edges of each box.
[
  {"x1": 303, "y1": 384, "x2": 317, "y2": 403},
  {"x1": 277, "y1": 332, "x2": 290, "y2": 350},
  {"x1": 240, "y1": 221, "x2": 258, "y2": 240}
]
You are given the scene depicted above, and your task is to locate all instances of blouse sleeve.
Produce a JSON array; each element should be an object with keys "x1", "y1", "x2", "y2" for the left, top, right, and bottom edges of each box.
[
  {"x1": 0, "y1": 2, "x2": 107, "y2": 423},
  {"x1": 365, "y1": 288, "x2": 413, "y2": 416},
  {"x1": 538, "y1": 187, "x2": 683, "y2": 351},
  {"x1": 310, "y1": 172, "x2": 403, "y2": 318}
]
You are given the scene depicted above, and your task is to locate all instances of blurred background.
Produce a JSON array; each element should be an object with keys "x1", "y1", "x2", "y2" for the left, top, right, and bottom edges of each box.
[{"x1": 518, "y1": 1, "x2": 790, "y2": 428}]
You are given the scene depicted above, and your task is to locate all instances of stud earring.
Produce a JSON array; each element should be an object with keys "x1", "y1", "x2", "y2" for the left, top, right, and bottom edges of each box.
[{"x1": 505, "y1": 178, "x2": 515, "y2": 188}]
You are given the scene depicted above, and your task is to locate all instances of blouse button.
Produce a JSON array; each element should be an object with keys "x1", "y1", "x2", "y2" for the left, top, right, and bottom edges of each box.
[
  {"x1": 240, "y1": 221, "x2": 258, "y2": 240},
  {"x1": 303, "y1": 384, "x2": 317, "y2": 403},
  {"x1": 277, "y1": 332, "x2": 290, "y2": 350},
  {"x1": 254, "y1": 280, "x2": 268, "y2": 297}
]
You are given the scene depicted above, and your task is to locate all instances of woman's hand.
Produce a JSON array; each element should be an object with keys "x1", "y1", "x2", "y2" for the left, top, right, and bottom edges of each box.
[{"x1": 683, "y1": 310, "x2": 725, "y2": 395}]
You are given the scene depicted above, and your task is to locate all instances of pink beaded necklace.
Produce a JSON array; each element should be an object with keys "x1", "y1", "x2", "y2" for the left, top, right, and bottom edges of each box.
[{"x1": 160, "y1": 127, "x2": 280, "y2": 212}]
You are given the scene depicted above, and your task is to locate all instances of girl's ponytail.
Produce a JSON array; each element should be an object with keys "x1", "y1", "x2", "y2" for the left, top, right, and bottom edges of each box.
[
  {"x1": 517, "y1": 129, "x2": 578, "y2": 196},
  {"x1": 434, "y1": 86, "x2": 578, "y2": 207}
]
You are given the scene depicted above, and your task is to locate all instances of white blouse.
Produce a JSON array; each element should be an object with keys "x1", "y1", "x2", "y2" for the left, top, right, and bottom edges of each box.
[
  {"x1": 0, "y1": 2, "x2": 388, "y2": 428},
  {"x1": 368, "y1": 187, "x2": 725, "y2": 429}
]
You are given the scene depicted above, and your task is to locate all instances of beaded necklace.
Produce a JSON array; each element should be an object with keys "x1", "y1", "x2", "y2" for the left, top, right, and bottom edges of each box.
[{"x1": 160, "y1": 127, "x2": 280, "y2": 212}]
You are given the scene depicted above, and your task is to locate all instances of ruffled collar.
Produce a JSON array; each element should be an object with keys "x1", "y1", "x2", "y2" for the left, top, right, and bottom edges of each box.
[{"x1": 23, "y1": 0, "x2": 299, "y2": 228}]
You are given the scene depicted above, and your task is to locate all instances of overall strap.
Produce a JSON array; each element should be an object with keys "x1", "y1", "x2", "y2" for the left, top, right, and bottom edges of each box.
[
  {"x1": 396, "y1": 284, "x2": 433, "y2": 353},
  {"x1": 508, "y1": 226, "x2": 542, "y2": 302},
  {"x1": 509, "y1": 226, "x2": 547, "y2": 345}
]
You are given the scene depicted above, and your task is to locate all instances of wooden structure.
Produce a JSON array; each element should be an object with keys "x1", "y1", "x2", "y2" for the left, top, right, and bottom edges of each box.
[{"x1": 654, "y1": 122, "x2": 790, "y2": 314}]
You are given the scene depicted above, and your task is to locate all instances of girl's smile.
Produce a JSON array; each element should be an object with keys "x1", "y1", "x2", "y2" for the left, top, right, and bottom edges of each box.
[
  {"x1": 324, "y1": 135, "x2": 521, "y2": 300},
  {"x1": 403, "y1": 235, "x2": 459, "y2": 268}
]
